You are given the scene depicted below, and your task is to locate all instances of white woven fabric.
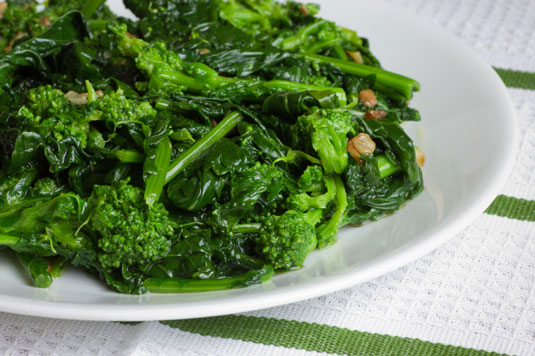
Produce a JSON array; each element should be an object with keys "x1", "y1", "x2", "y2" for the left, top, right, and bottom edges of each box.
[{"x1": 1, "y1": 0, "x2": 534, "y2": 355}]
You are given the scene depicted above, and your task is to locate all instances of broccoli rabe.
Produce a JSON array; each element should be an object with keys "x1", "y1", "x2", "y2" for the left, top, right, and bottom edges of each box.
[
  {"x1": 10, "y1": 85, "x2": 157, "y2": 175},
  {"x1": 233, "y1": 209, "x2": 322, "y2": 270},
  {"x1": 95, "y1": 88, "x2": 157, "y2": 128},
  {"x1": 107, "y1": 22, "x2": 347, "y2": 104},
  {"x1": 0, "y1": 1, "x2": 425, "y2": 295},
  {"x1": 88, "y1": 180, "x2": 176, "y2": 271},
  {"x1": 219, "y1": 0, "x2": 289, "y2": 36},
  {"x1": 288, "y1": 166, "x2": 336, "y2": 211},
  {"x1": 0, "y1": 193, "x2": 87, "y2": 257},
  {"x1": 296, "y1": 165, "x2": 324, "y2": 193},
  {"x1": 18, "y1": 85, "x2": 71, "y2": 126},
  {"x1": 0, "y1": 0, "x2": 113, "y2": 53},
  {"x1": 292, "y1": 109, "x2": 354, "y2": 175},
  {"x1": 17, "y1": 85, "x2": 90, "y2": 147},
  {"x1": 0, "y1": 0, "x2": 44, "y2": 53}
]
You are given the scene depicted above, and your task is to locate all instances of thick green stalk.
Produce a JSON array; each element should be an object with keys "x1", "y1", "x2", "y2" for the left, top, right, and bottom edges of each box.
[
  {"x1": 165, "y1": 111, "x2": 243, "y2": 184},
  {"x1": 305, "y1": 38, "x2": 341, "y2": 55},
  {"x1": 317, "y1": 175, "x2": 348, "y2": 248},
  {"x1": 304, "y1": 53, "x2": 420, "y2": 99},
  {"x1": 144, "y1": 267, "x2": 274, "y2": 293},
  {"x1": 157, "y1": 69, "x2": 347, "y2": 105},
  {"x1": 0, "y1": 233, "x2": 20, "y2": 246},
  {"x1": 157, "y1": 69, "x2": 207, "y2": 92},
  {"x1": 85, "y1": 80, "x2": 97, "y2": 103},
  {"x1": 279, "y1": 20, "x2": 327, "y2": 50},
  {"x1": 377, "y1": 154, "x2": 401, "y2": 178},
  {"x1": 232, "y1": 223, "x2": 262, "y2": 234},
  {"x1": 144, "y1": 137, "x2": 172, "y2": 207},
  {"x1": 88, "y1": 20, "x2": 109, "y2": 32},
  {"x1": 265, "y1": 80, "x2": 346, "y2": 105},
  {"x1": 274, "y1": 150, "x2": 321, "y2": 165},
  {"x1": 109, "y1": 149, "x2": 144, "y2": 163}
]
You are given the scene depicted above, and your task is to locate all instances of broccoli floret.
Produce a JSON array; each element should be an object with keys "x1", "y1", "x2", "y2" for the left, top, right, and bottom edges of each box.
[
  {"x1": 17, "y1": 85, "x2": 157, "y2": 149},
  {"x1": 287, "y1": 169, "x2": 336, "y2": 211},
  {"x1": 95, "y1": 88, "x2": 157, "y2": 127},
  {"x1": 292, "y1": 109, "x2": 353, "y2": 175},
  {"x1": 16, "y1": 85, "x2": 93, "y2": 147},
  {"x1": 18, "y1": 85, "x2": 70, "y2": 125},
  {"x1": 255, "y1": 209, "x2": 322, "y2": 270},
  {"x1": 32, "y1": 177, "x2": 63, "y2": 197},
  {"x1": 107, "y1": 22, "x2": 183, "y2": 74},
  {"x1": 232, "y1": 209, "x2": 322, "y2": 270},
  {"x1": 297, "y1": 165, "x2": 324, "y2": 193},
  {"x1": 88, "y1": 180, "x2": 176, "y2": 272}
]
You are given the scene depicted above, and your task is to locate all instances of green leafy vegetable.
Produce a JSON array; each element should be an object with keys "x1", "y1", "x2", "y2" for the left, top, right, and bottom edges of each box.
[{"x1": 0, "y1": 0, "x2": 424, "y2": 294}]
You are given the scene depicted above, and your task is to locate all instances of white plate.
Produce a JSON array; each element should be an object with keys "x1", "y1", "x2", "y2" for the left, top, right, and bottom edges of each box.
[{"x1": 0, "y1": 0, "x2": 518, "y2": 321}]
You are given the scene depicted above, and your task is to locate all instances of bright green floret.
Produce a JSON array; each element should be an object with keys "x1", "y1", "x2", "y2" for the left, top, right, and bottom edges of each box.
[
  {"x1": 293, "y1": 109, "x2": 354, "y2": 175},
  {"x1": 88, "y1": 180, "x2": 176, "y2": 271},
  {"x1": 288, "y1": 173, "x2": 336, "y2": 211},
  {"x1": 17, "y1": 86, "x2": 91, "y2": 148},
  {"x1": 18, "y1": 85, "x2": 71, "y2": 125},
  {"x1": 296, "y1": 165, "x2": 325, "y2": 194},
  {"x1": 255, "y1": 209, "x2": 322, "y2": 270},
  {"x1": 16, "y1": 86, "x2": 156, "y2": 150},
  {"x1": 95, "y1": 88, "x2": 157, "y2": 127}
]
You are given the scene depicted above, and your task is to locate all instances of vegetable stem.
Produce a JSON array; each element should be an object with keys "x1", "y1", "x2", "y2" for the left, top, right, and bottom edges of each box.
[
  {"x1": 264, "y1": 80, "x2": 346, "y2": 105},
  {"x1": 377, "y1": 154, "x2": 401, "y2": 178},
  {"x1": 88, "y1": 20, "x2": 109, "y2": 32},
  {"x1": 317, "y1": 175, "x2": 348, "y2": 248},
  {"x1": 232, "y1": 223, "x2": 262, "y2": 234},
  {"x1": 144, "y1": 137, "x2": 172, "y2": 207},
  {"x1": 85, "y1": 80, "x2": 97, "y2": 104},
  {"x1": 0, "y1": 234, "x2": 20, "y2": 246},
  {"x1": 157, "y1": 69, "x2": 347, "y2": 105},
  {"x1": 109, "y1": 149, "x2": 144, "y2": 163},
  {"x1": 48, "y1": 256, "x2": 68, "y2": 278},
  {"x1": 144, "y1": 267, "x2": 274, "y2": 293},
  {"x1": 304, "y1": 53, "x2": 420, "y2": 99},
  {"x1": 165, "y1": 111, "x2": 243, "y2": 184},
  {"x1": 280, "y1": 20, "x2": 327, "y2": 50}
]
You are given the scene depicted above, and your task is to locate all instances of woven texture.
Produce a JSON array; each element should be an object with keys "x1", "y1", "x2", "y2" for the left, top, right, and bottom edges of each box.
[{"x1": 1, "y1": 0, "x2": 535, "y2": 355}]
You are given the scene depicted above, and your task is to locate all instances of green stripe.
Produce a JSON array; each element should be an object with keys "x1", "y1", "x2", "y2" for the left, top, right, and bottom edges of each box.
[
  {"x1": 161, "y1": 315, "x2": 506, "y2": 356},
  {"x1": 494, "y1": 67, "x2": 535, "y2": 90},
  {"x1": 485, "y1": 194, "x2": 535, "y2": 221}
]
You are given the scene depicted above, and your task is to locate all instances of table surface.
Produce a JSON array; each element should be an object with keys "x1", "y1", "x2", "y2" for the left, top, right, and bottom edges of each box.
[{"x1": 1, "y1": 0, "x2": 535, "y2": 355}]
